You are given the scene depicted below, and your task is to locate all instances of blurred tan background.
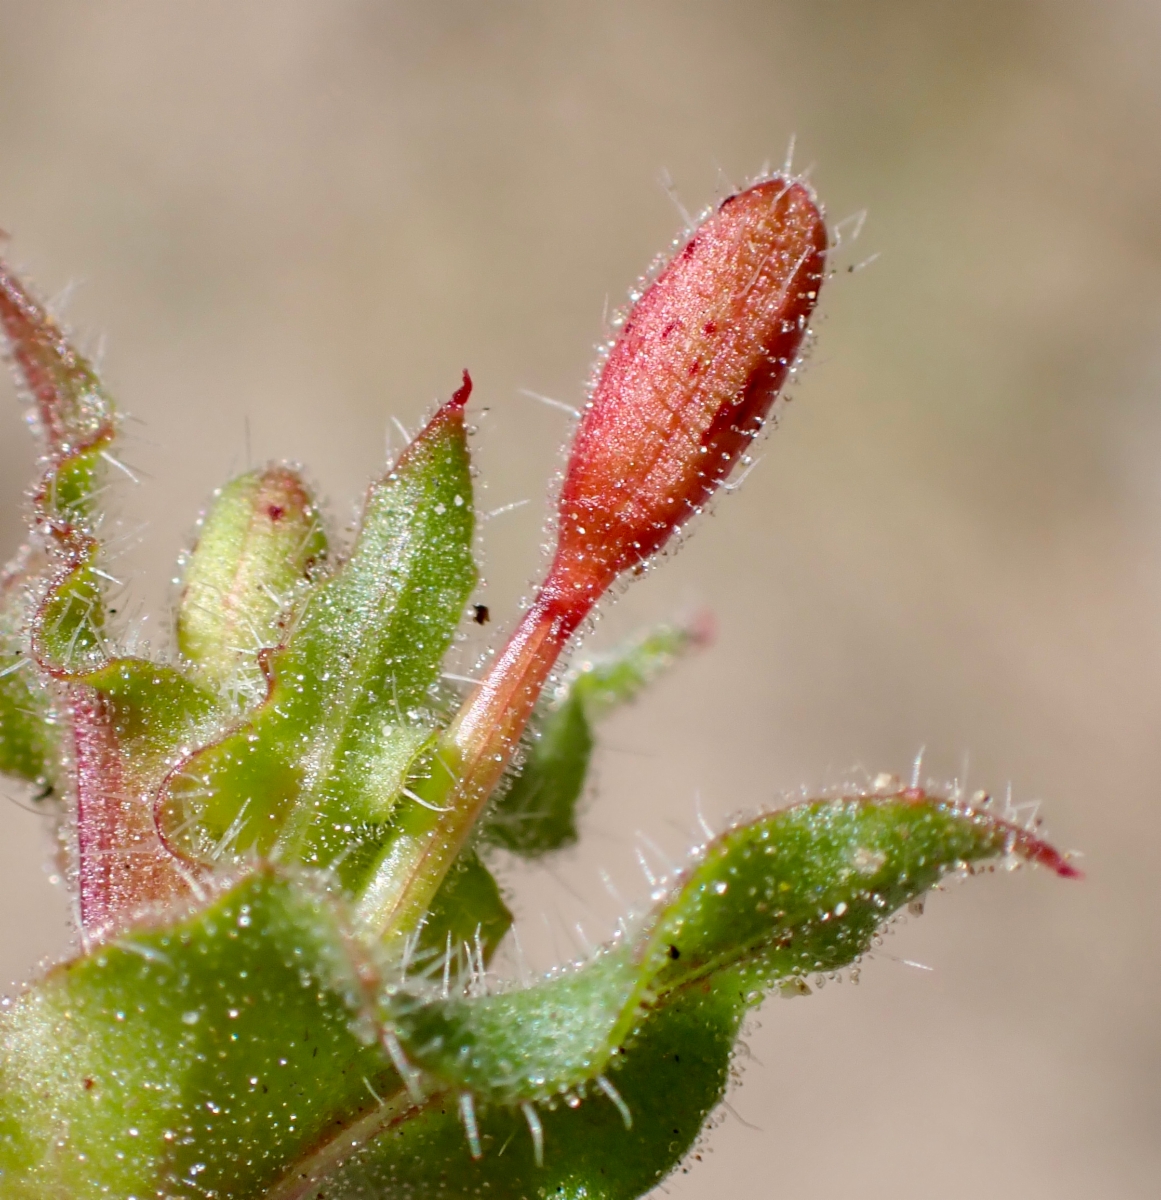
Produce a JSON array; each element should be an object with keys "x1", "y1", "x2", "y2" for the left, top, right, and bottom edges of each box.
[{"x1": 1, "y1": 2, "x2": 1158, "y2": 1196}]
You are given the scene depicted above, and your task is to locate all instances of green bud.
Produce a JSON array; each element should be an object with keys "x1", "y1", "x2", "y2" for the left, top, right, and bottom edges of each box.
[{"x1": 177, "y1": 467, "x2": 327, "y2": 702}]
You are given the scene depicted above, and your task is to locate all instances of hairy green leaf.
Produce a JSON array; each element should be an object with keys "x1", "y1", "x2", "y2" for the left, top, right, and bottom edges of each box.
[
  {"x1": 0, "y1": 262, "x2": 114, "y2": 469},
  {"x1": 71, "y1": 659, "x2": 225, "y2": 928},
  {"x1": 388, "y1": 793, "x2": 1072, "y2": 1105},
  {"x1": 0, "y1": 262, "x2": 237, "y2": 929},
  {"x1": 307, "y1": 792, "x2": 1075, "y2": 1198},
  {"x1": 158, "y1": 383, "x2": 477, "y2": 886},
  {"x1": 0, "y1": 869, "x2": 399, "y2": 1200},
  {"x1": 565, "y1": 622, "x2": 706, "y2": 724},
  {"x1": 0, "y1": 260, "x2": 121, "y2": 677},
  {"x1": 484, "y1": 682, "x2": 592, "y2": 856},
  {"x1": 80, "y1": 660, "x2": 222, "y2": 770},
  {"x1": 320, "y1": 983, "x2": 740, "y2": 1200},
  {"x1": 412, "y1": 848, "x2": 514, "y2": 976}
]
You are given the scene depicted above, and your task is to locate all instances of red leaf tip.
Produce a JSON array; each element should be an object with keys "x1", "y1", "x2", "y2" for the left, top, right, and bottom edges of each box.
[{"x1": 449, "y1": 368, "x2": 473, "y2": 411}]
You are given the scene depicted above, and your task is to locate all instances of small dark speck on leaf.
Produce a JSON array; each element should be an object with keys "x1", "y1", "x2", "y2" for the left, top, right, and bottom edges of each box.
[{"x1": 473, "y1": 604, "x2": 490, "y2": 625}]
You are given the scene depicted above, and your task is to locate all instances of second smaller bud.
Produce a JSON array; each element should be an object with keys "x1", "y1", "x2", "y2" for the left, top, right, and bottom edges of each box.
[{"x1": 177, "y1": 467, "x2": 327, "y2": 702}]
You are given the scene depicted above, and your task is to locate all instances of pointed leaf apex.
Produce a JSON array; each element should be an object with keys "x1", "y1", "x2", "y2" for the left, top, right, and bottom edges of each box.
[
  {"x1": 998, "y1": 822, "x2": 1084, "y2": 879},
  {"x1": 898, "y1": 788, "x2": 1083, "y2": 879},
  {"x1": 388, "y1": 372, "x2": 472, "y2": 478},
  {"x1": 450, "y1": 368, "x2": 472, "y2": 411}
]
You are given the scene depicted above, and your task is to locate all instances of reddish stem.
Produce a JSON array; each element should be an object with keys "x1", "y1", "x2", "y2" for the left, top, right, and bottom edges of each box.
[{"x1": 70, "y1": 686, "x2": 192, "y2": 936}]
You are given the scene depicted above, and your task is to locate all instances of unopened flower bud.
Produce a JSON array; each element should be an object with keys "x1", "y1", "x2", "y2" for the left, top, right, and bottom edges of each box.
[
  {"x1": 178, "y1": 467, "x2": 327, "y2": 700},
  {"x1": 546, "y1": 175, "x2": 827, "y2": 621}
]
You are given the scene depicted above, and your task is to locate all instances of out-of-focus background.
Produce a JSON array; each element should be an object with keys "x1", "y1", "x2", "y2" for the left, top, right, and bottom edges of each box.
[{"x1": 1, "y1": 2, "x2": 1158, "y2": 1196}]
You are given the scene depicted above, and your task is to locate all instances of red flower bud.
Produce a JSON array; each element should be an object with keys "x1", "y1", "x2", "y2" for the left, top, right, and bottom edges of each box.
[{"x1": 546, "y1": 175, "x2": 826, "y2": 621}]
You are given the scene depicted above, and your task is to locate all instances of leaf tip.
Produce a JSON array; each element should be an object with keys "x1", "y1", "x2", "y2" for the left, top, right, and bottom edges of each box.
[
  {"x1": 450, "y1": 368, "x2": 473, "y2": 412},
  {"x1": 1028, "y1": 842, "x2": 1084, "y2": 880},
  {"x1": 907, "y1": 788, "x2": 1083, "y2": 881}
]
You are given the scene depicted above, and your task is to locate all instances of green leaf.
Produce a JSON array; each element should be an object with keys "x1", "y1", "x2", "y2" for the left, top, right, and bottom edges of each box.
[
  {"x1": 177, "y1": 466, "x2": 329, "y2": 705},
  {"x1": 484, "y1": 622, "x2": 703, "y2": 857},
  {"x1": 1, "y1": 259, "x2": 119, "y2": 677},
  {"x1": 157, "y1": 382, "x2": 477, "y2": 887},
  {"x1": 0, "y1": 869, "x2": 399, "y2": 1200},
  {"x1": 70, "y1": 659, "x2": 225, "y2": 930},
  {"x1": 328, "y1": 792, "x2": 1077, "y2": 1198},
  {"x1": 33, "y1": 528, "x2": 109, "y2": 675},
  {"x1": 320, "y1": 982, "x2": 741, "y2": 1200},
  {"x1": 0, "y1": 261, "x2": 115, "y2": 470},
  {"x1": 484, "y1": 680, "x2": 592, "y2": 856},
  {"x1": 0, "y1": 549, "x2": 57, "y2": 788},
  {"x1": 391, "y1": 792, "x2": 1072, "y2": 1104},
  {"x1": 564, "y1": 621, "x2": 706, "y2": 723},
  {"x1": 82, "y1": 659, "x2": 222, "y2": 767}
]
